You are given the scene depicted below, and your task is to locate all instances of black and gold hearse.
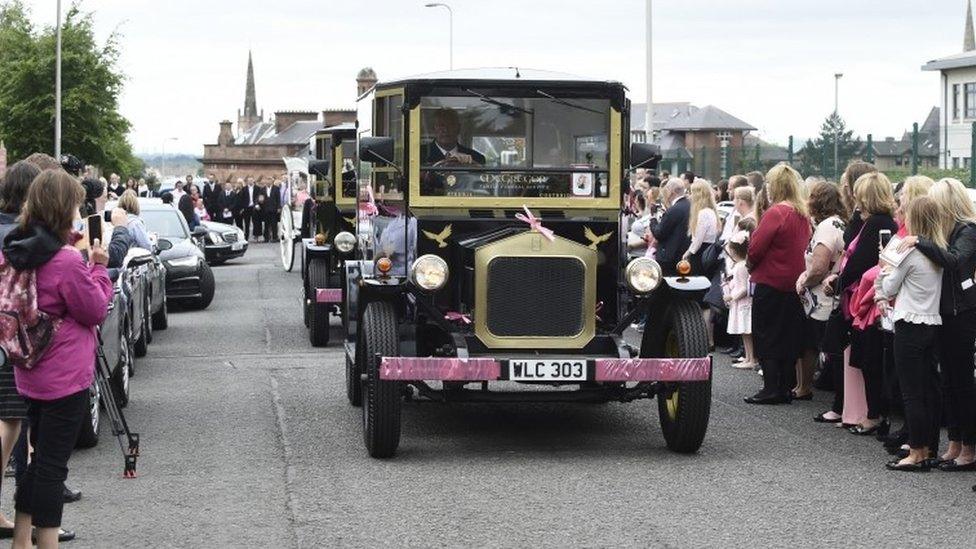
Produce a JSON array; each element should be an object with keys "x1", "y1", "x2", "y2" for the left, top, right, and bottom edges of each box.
[
  {"x1": 344, "y1": 68, "x2": 712, "y2": 458},
  {"x1": 281, "y1": 123, "x2": 358, "y2": 346}
]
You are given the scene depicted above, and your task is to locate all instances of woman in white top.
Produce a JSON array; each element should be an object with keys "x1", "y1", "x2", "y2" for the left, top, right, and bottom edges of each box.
[
  {"x1": 683, "y1": 180, "x2": 720, "y2": 347},
  {"x1": 795, "y1": 181, "x2": 848, "y2": 401},
  {"x1": 875, "y1": 196, "x2": 945, "y2": 471}
]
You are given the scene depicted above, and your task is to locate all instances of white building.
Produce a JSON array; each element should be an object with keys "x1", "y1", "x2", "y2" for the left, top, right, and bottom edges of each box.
[{"x1": 922, "y1": 0, "x2": 976, "y2": 169}]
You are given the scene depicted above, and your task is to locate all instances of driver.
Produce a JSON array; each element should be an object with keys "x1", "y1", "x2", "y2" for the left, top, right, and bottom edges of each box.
[{"x1": 423, "y1": 108, "x2": 486, "y2": 166}]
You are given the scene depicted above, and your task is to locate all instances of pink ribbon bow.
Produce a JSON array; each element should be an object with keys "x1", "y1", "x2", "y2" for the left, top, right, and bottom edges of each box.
[
  {"x1": 444, "y1": 311, "x2": 472, "y2": 325},
  {"x1": 515, "y1": 205, "x2": 555, "y2": 242},
  {"x1": 359, "y1": 185, "x2": 379, "y2": 217}
]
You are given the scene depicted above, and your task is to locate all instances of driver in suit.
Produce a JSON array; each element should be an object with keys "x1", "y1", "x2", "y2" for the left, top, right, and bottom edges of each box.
[{"x1": 423, "y1": 108, "x2": 486, "y2": 166}]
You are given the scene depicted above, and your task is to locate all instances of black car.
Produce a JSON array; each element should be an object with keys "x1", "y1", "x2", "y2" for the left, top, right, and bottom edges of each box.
[
  {"x1": 139, "y1": 200, "x2": 215, "y2": 310},
  {"x1": 199, "y1": 220, "x2": 248, "y2": 265}
]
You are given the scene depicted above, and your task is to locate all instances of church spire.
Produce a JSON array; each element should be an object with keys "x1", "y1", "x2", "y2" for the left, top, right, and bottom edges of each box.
[
  {"x1": 966, "y1": 0, "x2": 975, "y2": 52},
  {"x1": 244, "y1": 50, "x2": 257, "y2": 118}
]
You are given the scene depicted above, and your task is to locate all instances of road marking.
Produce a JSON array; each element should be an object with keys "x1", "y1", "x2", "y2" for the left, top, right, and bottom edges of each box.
[{"x1": 269, "y1": 373, "x2": 301, "y2": 548}]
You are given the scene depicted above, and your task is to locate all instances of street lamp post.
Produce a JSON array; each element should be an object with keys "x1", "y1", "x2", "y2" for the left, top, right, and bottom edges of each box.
[
  {"x1": 55, "y1": 0, "x2": 62, "y2": 159},
  {"x1": 425, "y1": 3, "x2": 453, "y2": 70},
  {"x1": 834, "y1": 73, "x2": 843, "y2": 179},
  {"x1": 645, "y1": 0, "x2": 653, "y2": 144}
]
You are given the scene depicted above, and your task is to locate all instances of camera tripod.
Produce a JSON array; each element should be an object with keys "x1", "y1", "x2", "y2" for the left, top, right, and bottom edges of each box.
[{"x1": 95, "y1": 329, "x2": 140, "y2": 478}]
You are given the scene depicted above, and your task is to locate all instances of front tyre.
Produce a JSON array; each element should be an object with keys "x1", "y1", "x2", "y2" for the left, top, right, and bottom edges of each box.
[
  {"x1": 193, "y1": 264, "x2": 216, "y2": 310},
  {"x1": 307, "y1": 259, "x2": 331, "y2": 347},
  {"x1": 361, "y1": 301, "x2": 401, "y2": 458},
  {"x1": 654, "y1": 299, "x2": 711, "y2": 454},
  {"x1": 152, "y1": 297, "x2": 169, "y2": 330},
  {"x1": 76, "y1": 380, "x2": 101, "y2": 449}
]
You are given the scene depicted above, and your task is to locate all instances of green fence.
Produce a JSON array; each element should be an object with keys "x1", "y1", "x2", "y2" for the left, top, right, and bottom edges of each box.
[{"x1": 663, "y1": 122, "x2": 975, "y2": 187}]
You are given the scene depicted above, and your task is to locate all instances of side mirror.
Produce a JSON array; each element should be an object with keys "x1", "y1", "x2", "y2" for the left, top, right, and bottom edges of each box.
[
  {"x1": 156, "y1": 239, "x2": 174, "y2": 252},
  {"x1": 630, "y1": 143, "x2": 662, "y2": 170},
  {"x1": 359, "y1": 136, "x2": 396, "y2": 168},
  {"x1": 309, "y1": 159, "x2": 331, "y2": 178}
]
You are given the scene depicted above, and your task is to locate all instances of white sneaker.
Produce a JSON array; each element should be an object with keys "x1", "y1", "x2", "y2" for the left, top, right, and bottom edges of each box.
[{"x1": 732, "y1": 361, "x2": 757, "y2": 370}]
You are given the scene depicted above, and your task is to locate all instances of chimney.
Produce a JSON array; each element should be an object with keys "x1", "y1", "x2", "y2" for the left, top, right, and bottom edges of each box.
[
  {"x1": 357, "y1": 67, "x2": 378, "y2": 97},
  {"x1": 218, "y1": 121, "x2": 234, "y2": 146},
  {"x1": 274, "y1": 111, "x2": 318, "y2": 134},
  {"x1": 321, "y1": 110, "x2": 357, "y2": 127},
  {"x1": 967, "y1": 0, "x2": 975, "y2": 51}
]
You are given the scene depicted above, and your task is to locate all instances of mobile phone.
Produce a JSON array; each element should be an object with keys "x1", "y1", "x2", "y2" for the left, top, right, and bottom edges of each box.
[
  {"x1": 879, "y1": 229, "x2": 892, "y2": 249},
  {"x1": 87, "y1": 214, "x2": 102, "y2": 246},
  {"x1": 103, "y1": 210, "x2": 112, "y2": 223}
]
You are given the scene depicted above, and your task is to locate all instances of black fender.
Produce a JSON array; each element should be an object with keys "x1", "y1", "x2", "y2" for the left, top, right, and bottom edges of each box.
[{"x1": 638, "y1": 283, "x2": 704, "y2": 358}]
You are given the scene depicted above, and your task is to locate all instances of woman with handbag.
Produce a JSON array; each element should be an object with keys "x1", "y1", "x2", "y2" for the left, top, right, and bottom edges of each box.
[{"x1": 1, "y1": 170, "x2": 114, "y2": 549}]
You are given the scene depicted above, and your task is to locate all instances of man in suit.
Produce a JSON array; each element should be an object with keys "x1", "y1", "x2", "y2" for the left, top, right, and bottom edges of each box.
[
  {"x1": 423, "y1": 108, "x2": 486, "y2": 166},
  {"x1": 650, "y1": 178, "x2": 692, "y2": 275},
  {"x1": 265, "y1": 177, "x2": 283, "y2": 242},
  {"x1": 201, "y1": 173, "x2": 219, "y2": 222},
  {"x1": 238, "y1": 176, "x2": 265, "y2": 241}
]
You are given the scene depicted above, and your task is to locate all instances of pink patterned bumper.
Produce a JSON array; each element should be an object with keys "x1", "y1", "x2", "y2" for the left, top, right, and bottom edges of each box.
[
  {"x1": 315, "y1": 288, "x2": 343, "y2": 303},
  {"x1": 594, "y1": 357, "x2": 711, "y2": 382},
  {"x1": 380, "y1": 357, "x2": 501, "y2": 381},
  {"x1": 378, "y1": 356, "x2": 711, "y2": 382}
]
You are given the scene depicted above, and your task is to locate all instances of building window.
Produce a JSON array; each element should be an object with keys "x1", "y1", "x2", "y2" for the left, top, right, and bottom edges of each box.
[
  {"x1": 953, "y1": 157, "x2": 961, "y2": 169},
  {"x1": 954, "y1": 84, "x2": 961, "y2": 121},
  {"x1": 966, "y1": 83, "x2": 976, "y2": 119}
]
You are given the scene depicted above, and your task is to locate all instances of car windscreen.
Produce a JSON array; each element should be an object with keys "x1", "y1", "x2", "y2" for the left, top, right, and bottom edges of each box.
[
  {"x1": 141, "y1": 209, "x2": 189, "y2": 239},
  {"x1": 418, "y1": 92, "x2": 611, "y2": 199}
]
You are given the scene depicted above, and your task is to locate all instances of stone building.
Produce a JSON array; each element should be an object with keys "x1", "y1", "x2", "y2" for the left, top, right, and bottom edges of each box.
[{"x1": 201, "y1": 54, "x2": 376, "y2": 183}]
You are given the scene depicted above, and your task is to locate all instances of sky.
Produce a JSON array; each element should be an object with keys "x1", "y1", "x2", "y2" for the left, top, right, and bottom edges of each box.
[{"x1": 19, "y1": 0, "x2": 971, "y2": 155}]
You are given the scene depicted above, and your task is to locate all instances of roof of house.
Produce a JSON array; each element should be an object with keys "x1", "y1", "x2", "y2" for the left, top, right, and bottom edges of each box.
[
  {"x1": 922, "y1": 50, "x2": 976, "y2": 71},
  {"x1": 261, "y1": 120, "x2": 325, "y2": 145},
  {"x1": 631, "y1": 102, "x2": 756, "y2": 132},
  {"x1": 236, "y1": 122, "x2": 275, "y2": 145}
]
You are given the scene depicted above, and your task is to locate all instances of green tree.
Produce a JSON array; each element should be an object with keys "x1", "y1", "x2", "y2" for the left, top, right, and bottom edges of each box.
[
  {"x1": 798, "y1": 113, "x2": 861, "y2": 179},
  {"x1": 0, "y1": 1, "x2": 140, "y2": 175}
]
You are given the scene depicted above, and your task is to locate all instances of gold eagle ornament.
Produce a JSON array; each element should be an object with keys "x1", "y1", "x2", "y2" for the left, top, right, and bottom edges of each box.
[
  {"x1": 583, "y1": 226, "x2": 614, "y2": 250},
  {"x1": 422, "y1": 224, "x2": 453, "y2": 249}
]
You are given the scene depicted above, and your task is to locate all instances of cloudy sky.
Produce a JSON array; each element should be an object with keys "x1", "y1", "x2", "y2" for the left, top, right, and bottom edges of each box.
[{"x1": 20, "y1": 0, "x2": 970, "y2": 154}]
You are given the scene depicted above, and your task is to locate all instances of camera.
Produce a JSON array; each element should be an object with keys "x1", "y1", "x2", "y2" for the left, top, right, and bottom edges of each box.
[{"x1": 59, "y1": 154, "x2": 85, "y2": 176}]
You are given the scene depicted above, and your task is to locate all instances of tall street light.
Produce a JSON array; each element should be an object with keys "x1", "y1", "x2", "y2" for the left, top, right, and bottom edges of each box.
[
  {"x1": 645, "y1": 0, "x2": 653, "y2": 144},
  {"x1": 834, "y1": 73, "x2": 843, "y2": 178},
  {"x1": 55, "y1": 0, "x2": 62, "y2": 159},
  {"x1": 425, "y1": 3, "x2": 453, "y2": 70}
]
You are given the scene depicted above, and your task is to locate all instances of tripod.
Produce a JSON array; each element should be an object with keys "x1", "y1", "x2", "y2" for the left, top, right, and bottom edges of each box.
[{"x1": 95, "y1": 328, "x2": 140, "y2": 478}]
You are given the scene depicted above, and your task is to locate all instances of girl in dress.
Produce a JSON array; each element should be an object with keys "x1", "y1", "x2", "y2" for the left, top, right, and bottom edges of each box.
[{"x1": 725, "y1": 230, "x2": 756, "y2": 368}]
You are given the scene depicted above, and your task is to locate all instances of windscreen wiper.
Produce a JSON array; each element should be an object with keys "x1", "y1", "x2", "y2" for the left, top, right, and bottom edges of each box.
[
  {"x1": 463, "y1": 88, "x2": 534, "y2": 116},
  {"x1": 535, "y1": 90, "x2": 603, "y2": 114}
]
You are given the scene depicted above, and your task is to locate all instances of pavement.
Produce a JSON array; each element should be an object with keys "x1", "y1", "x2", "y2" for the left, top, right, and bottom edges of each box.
[{"x1": 21, "y1": 243, "x2": 976, "y2": 548}]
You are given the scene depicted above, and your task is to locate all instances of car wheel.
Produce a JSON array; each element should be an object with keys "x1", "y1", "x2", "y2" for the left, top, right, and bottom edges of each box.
[
  {"x1": 193, "y1": 264, "x2": 216, "y2": 310},
  {"x1": 152, "y1": 297, "x2": 169, "y2": 330},
  {"x1": 361, "y1": 301, "x2": 401, "y2": 458},
  {"x1": 113, "y1": 328, "x2": 132, "y2": 408},
  {"x1": 144, "y1": 293, "x2": 153, "y2": 345},
  {"x1": 307, "y1": 259, "x2": 331, "y2": 347},
  {"x1": 653, "y1": 299, "x2": 711, "y2": 454},
  {"x1": 346, "y1": 339, "x2": 363, "y2": 407},
  {"x1": 76, "y1": 379, "x2": 101, "y2": 448},
  {"x1": 133, "y1": 307, "x2": 148, "y2": 358}
]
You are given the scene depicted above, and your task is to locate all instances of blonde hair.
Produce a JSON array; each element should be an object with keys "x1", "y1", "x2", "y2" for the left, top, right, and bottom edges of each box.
[
  {"x1": 733, "y1": 186, "x2": 754, "y2": 207},
  {"x1": 764, "y1": 163, "x2": 808, "y2": 217},
  {"x1": 929, "y1": 177, "x2": 976, "y2": 237},
  {"x1": 853, "y1": 172, "x2": 896, "y2": 216},
  {"x1": 906, "y1": 196, "x2": 948, "y2": 249},
  {"x1": 900, "y1": 175, "x2": 935, "y2": 205},
  {"x1": 117, "y1": 189, "x2": 140, "y2": 216},
  {"x1": 687, "y1": 180, "x2": 718, "y2": 236}
]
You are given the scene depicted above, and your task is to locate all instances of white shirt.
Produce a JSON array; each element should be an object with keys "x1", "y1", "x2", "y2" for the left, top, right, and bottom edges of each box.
[
  {"x1": 246, "y1": 185, "x2": 255, "y2": 207},
  {"x1": 436, "y1": 142, "x2": 458, "y2": 158}
]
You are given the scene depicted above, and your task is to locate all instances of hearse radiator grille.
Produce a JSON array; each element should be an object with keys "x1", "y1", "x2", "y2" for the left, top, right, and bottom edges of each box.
[{"x1": 485, "y1": 256, "x2": 585, "y2": 337}]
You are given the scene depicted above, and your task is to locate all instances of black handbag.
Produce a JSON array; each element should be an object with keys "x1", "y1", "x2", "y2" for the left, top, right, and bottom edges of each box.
[
  {"x1": 700, "y1": 240, "x2": 724, "y2": 278},
  {"x1": 820, "y1": 307, "x2": 851, "y2": 355}
]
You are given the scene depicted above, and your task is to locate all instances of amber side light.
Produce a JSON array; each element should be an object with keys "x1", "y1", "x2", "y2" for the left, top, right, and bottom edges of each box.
[
  {"x1": 376, "y1": 257, "x2": 393, "y2": 274},
  {"x1": 676, "y1": 260, "x2": 692, "y2": 276}
]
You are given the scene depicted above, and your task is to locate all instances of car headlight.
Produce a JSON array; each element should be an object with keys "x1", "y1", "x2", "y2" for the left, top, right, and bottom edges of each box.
[
  {"x1": 334, "y1": 231, "x2": 356, "y2": 253},
  {"x1": 410, "y1": 254, "x2": 449, "y2": 291},
  {"x1": 168, "y1": 256, "x2": 199, "y2": 268},
  {"x1": 626, "y1": 257, "x2": 663, "y2": 294},
  {"x1": 209, "y1": 231, "x2": 224, "y2": 244}
]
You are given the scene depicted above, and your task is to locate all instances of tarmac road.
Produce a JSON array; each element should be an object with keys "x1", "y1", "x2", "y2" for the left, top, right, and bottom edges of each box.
[{"x1": 24, "y1": 244, "x2": 976, "y2": 548}]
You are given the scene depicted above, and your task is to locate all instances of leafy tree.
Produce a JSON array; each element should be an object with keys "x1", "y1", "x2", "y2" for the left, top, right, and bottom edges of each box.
[
  {"x1": 798, "y1": 113, "x2": 861, "y2": 178},
  {"x1": 0, "y1": 1, "x2": 141, "y2": 175}
]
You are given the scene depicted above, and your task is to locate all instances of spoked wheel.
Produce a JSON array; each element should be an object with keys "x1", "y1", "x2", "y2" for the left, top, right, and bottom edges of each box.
[
  {"x1": 279, "y1": 205, "x2": 295, "y2": 272},
  {"x1": 361, "y1": 301, "x2": 401, "y2": 458},
  {"x1": 113, "y1": 324, "x2": 132, "y2": 408},
  {"x1": 653, "y1": 299, "x2": 712, "y2": 454}
]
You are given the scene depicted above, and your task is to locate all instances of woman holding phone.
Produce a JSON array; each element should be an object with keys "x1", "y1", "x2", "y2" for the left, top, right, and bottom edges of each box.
[{"x1": 1, "y1": 170, "x2": 114, "y2": 548}]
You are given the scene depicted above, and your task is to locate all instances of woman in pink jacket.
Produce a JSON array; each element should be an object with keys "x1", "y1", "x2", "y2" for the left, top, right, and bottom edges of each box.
[{"x1": 1, "y1": 170, "x2": 113, "y2": 549}]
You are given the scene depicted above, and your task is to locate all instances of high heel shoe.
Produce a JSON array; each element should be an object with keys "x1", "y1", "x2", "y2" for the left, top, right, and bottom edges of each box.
[
  {"x1": 813, "y1": 411, "x2": 841, "y2": 423},
  {"x1": 849, "y1": 420, "x2": 889, "y2": 437},
  {"x1": 885, "y1": 457, "x2": 932, "y2": 472}
]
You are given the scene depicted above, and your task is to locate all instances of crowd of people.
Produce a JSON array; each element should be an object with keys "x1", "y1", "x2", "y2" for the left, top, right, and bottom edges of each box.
[
  {"x1": 160, "y1": 173, "x2": 303, "y2": 243},
  {"x1": 627, "y1": 161, "x2": 976, "y2": 485}
]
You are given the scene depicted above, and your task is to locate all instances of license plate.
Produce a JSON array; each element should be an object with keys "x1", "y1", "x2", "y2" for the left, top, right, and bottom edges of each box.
[
  {"x1": 508, "y1": 359, "x2": 587, "y2": 381},
  {"x1": 232, "y1": 242, "x2": 245, "y2": 251}
]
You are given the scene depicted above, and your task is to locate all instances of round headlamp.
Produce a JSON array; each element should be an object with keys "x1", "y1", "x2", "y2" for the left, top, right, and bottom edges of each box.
[
  {"x1": 626, "y1": 257, "x2": 663, "y2": 294},
  {"x1": 410, "y1": 254, "x2": 449, "y2": 291},
  {"x1": 334, "y1": 231, "x2": 356, "y2": 253}
]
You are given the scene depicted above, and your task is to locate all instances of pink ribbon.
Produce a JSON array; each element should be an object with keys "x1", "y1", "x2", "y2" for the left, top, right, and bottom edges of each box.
[
  {"x1": 515, "y1": 205, "x2": 555, "y2": 242},
  {"x1": 444, "y1": 312, "x2": 472, "y2": 325},
  {"x1": 359, "y1": 185, "x2": 379, "y2": 217}
]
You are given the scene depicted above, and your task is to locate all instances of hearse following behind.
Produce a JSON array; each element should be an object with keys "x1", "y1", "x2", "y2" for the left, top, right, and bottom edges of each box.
[{"x1": 346, "y1": 68, "x2": 713, "y2": 458}]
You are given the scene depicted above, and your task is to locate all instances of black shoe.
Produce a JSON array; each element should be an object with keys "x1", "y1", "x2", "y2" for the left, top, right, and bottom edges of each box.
[
  {"x1": 31, "y1": 528, "x2": 75, "y2": 543},
  {"x1": 938, "y1": 459, "x2": 976, "y2": 472},
  {"x1": 63, "y1": 486, "x2": 82, "y2": 503},
  {"x1": 813, "y1": 411, "x2": 841, "y2": 423},
  {"x1": 717, "y1": 345, "x2": 735, "y2": 355},
  {"x1": 885, "y1": 458, "x2": 931, "y2": 472},
  {"x1": 849, "y1": 420, "x2": 889, "y2": 437},
  {"x1": 0, "y1": 526, "x2": 11, "y2": 539},
  {"x1": 744, "y1": 392, "x2": 789, "y2": 405},
  {"x1": 791, "y1": 390, "x2": 813, "y2": 401}
]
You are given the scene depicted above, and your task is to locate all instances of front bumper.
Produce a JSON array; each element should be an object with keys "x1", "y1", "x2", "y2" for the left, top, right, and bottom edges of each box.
[
  {"x1": 205, "y1": 242, "x2": 248, "y2": 263},
  {"x1": 165, "y1": 265, "x2": 202, "y2": 299},
  {"x1": 379, "y1": 356, "x2": 712, "y2": 382}
]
